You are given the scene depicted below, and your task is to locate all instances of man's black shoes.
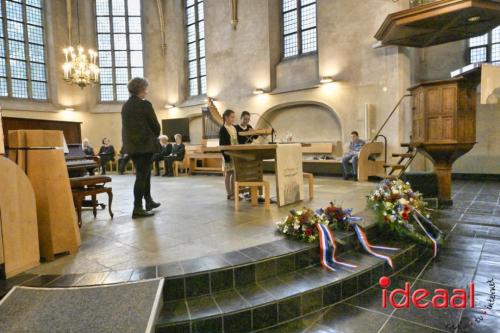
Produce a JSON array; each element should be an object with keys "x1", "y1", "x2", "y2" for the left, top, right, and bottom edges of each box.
[
  {"x1": 146, "y1": 201, "x2": 161, "y2": 211},
  {"x1": 343, "y1": 174, "x2": 352, "y2": 180},
  {"x1": 132, "y1": 208, "x2": 154, "y2": 218}
]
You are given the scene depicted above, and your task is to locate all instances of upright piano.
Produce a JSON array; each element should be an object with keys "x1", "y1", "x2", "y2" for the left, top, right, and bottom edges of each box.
[{"x1": 66, "y1": 143, "x2": 99, "y2": 178}]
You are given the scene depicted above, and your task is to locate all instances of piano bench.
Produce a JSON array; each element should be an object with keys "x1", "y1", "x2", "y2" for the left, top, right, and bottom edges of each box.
[{"x1": 70, "y1": 176, "x2": 113, "y2": 228}]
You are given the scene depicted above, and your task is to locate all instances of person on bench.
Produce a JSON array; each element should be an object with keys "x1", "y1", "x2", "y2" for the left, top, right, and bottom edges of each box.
[
  {"x1": 153, "y1": 135, "x2": 172, "y2": 176},
  {"x1": 82, "y1": 138, "x2": 95, "y2": 156},
  {"x1": 164, "y1": 134, "x2": 185, "y2": 177},
  {"x1": 342, "y1": 131, "x2": 365, "y2": 181},
  {"x1": 98, "y1": 138, "x2": 115, "y2": 175},
  {"x1": 117, "y1": 147, "x2": 131, "y2": 175}
]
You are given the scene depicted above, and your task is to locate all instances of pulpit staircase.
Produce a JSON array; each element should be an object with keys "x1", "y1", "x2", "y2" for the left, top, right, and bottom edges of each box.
[
  {"x1": 370, "y1": 94, "x2": 418, "y2": 180},
  {"x1": 383, "y1": 143, "x2": 417, "y2": 180}
]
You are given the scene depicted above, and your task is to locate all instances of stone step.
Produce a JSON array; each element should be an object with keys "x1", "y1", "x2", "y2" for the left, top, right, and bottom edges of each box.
[
  {"x1": 155, "y1": 243, "x2": 425, "y2": 333},
  {"x1": 160, "y1": 230, "x2": 363, "y2": 303}
]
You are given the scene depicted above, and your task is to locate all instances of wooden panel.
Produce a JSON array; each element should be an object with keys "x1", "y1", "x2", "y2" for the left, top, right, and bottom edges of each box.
[
  {"x1": 441, "y1": 86, "x2": 457, "y2": 115},
  {"x1": 426, "y1": 88, "x2": 442, "y2": 114},
  {"x1": 0, "y1": 156, "x2": 39, "y2": 278},
  {"x1": 276, "y1": 144, "x2": 304, "y2": 206},
  {"x1": 427, "y1": 118, "x2": 442, "y2": 140},
  {"x1": 27, "y1": 150, "x2": 80, "y2": 259},
  {"x1": 442, "y1": 117, "x2": 455, "y2": 140},
  {"x1": 2, "y1": 117, "x2": 82, "y2": 148}
]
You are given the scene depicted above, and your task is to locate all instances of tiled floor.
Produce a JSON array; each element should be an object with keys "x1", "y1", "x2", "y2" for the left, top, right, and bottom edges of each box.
[
  {"x1": 27, "y1": 174, "x2": 375, "y2": 275},
  {"x1": 264, "y1": 180, "x2": 500, "y2": 333}
]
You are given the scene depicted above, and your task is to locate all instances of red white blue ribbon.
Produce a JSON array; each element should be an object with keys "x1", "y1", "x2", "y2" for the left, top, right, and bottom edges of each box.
[
  {"x1": 316, "y1": 223, "x2": 357, "y2": 271},
  {"x1": 412, "y1": 211, "x2": 439, "y2": 258},
  {"x1": 351, "y1": 223, "x2": 399, "y2": 269}
]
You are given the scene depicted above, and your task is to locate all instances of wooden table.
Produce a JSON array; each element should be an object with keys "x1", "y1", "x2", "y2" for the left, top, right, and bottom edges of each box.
[{"x1": 219, "y1": 144, "x2": 304, "y2": 206}]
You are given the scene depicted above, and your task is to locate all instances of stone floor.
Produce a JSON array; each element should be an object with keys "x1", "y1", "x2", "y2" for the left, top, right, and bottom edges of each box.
[
  {"x1": 263, "y1": 180, "x2": 500, "y2": 333},
  {"x1": 28, "y1": 174, "x2": 375, "y2": 275}
]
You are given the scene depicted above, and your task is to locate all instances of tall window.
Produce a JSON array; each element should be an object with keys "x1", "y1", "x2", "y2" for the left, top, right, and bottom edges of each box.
[
  {"x1": 0, "y1": 0, "x2": 47, "y2": 99},
  {"x1": 282, "y1": 0, "x2": 317, "y2": 58},
  {"x1": 185, "y1": 0, "x2": 206, "y2": 97},
  {"x1": 96, "y1": 0, "x2": 144, "y2": 102},
  {"x1": 469, "y1": 26, "x2": 500, "y2": 64}
]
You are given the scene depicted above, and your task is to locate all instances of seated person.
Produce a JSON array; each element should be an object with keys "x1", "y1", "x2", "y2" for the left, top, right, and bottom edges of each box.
[
  {"x1": 342, "y1": 131, "x2": 365, "y2": 181},
  {"x1": 82, "y1": 138, "x2": 95, "y2": 156},
  {"x1": 153, "y1": 135, "x2": 172, "y2": 176},
  {"x1": 164, "y1": 134, "x2": 185, "y2": 177},
  {"x1": 117, "y1": 147, "x2": 131, "y2": 175},
  {"x1": 98, "y1": 137, "x2": 115, "y2": 175},
  {"x1": 235, "y1": 111, "x2": 257, "y2": 144}
]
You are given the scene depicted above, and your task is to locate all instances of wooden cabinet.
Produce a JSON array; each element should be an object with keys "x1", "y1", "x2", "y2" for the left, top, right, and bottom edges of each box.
[{"x1": 409, "y1": 77, "x2": 477, "y2": 204}]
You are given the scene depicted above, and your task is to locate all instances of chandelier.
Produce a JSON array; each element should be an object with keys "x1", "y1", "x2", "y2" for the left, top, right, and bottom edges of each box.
[
  {"x1": 63, "y1": 46, "x2": 99, "y2": 89},
  {"x1": 62, "y1": 0, "x2": 99, "y2": 89}
]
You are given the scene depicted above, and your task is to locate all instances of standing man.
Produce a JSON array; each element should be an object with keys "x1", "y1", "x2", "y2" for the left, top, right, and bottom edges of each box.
[
  {"x1": 342, "y1": 131, "x2": 365, "y2": 181},
  {"x1": 121, "y1": 77, "x2": 161, "y2": 218}
]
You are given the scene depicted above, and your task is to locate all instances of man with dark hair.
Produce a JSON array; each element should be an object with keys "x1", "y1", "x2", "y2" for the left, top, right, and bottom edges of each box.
[
  {"x1": 122, "y1": 77, "x2": 161, "y2": 218},
  {"x1": 342, "y1": 131, "x2": 365, "y2": 181}
]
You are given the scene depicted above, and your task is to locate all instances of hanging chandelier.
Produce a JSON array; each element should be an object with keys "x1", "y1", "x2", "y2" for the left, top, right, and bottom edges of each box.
[
  {"x1": 63, "y1": 46, "x2": 99, "y2": 89},
  {"x1": 62, "y1": 0, "x2": 99, "y2": 89}
]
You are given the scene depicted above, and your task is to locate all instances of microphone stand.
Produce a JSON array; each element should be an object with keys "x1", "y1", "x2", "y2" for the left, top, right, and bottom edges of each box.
[{"x1": 251, "y1": 113, "x2": 276, "y2": 144}]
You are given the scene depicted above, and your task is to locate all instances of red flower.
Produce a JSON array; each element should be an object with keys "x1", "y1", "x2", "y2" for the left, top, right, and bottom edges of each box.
[
  {"x1": 305, "y1": 229, "x2": 313, "y2": 236},
  {"x1": 402, "y1": 212, "x2": 409, "y2": 221}
]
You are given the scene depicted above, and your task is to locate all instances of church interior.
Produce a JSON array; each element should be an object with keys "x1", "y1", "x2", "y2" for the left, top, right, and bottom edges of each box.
[{"x1": 1, "y1": 0, "x2": 500, "y2": 332}]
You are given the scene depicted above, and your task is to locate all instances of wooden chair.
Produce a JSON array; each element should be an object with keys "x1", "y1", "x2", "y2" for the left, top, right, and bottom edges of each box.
[
  {"x1": 70, "y1": 175, "x2": 114, "y2": 227},
  {"x1": 303, "y1": 172, "x2": 314, "y2": 199},
  {"x1": 173, "y1": 160, "x2": 185, "y2": 176},
  {"x1": 234, "y1": 181, "x2": 270, "y2": 210}
]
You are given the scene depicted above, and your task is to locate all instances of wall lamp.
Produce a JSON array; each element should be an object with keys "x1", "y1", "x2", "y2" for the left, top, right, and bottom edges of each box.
[
  {"x1": 253, "y1": 89, "x2": 265, "y2": 95},
  {"x1": 319, "y1": 76, "x2": 334, "y2": 84},
  {"x1": 164, "y1": 104, "x2": 175, "y2": 109}
]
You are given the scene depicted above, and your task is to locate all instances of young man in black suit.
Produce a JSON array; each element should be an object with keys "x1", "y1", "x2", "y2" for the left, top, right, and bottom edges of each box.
[{"x1": 121, "y1": 77, "x2": 161, "y2": 218}]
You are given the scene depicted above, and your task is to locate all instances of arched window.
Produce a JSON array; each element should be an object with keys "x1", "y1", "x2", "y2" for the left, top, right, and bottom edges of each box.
[
  {"x1": 96, "y1": 0, "x2": 144, "y2": 102},
  {"x1": 282, "y1": 0, "x2": 317, "y2": 58},
  {"x1": 469, "y1": 26, "x2": 500, "y2": 64},
  {"x1": 185, "y1": 0, "x2": 206, "y2": 97},
  {"x1": 0, "y1": 0, "x2": 48, "y2": 99}
]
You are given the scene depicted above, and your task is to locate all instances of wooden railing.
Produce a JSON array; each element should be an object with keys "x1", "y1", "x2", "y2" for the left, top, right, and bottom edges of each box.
[
  {"x1": 370, "y1": 94, "x2": 412, "y2": 143},
  {"x1": 409, "y1": 0, "x2": 438, "y2": 8}
]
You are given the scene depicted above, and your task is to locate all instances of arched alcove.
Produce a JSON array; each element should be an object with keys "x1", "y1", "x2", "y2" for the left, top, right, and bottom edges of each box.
[{"x1": 258, "y1": 101, "x2": 342, "y2": 142}]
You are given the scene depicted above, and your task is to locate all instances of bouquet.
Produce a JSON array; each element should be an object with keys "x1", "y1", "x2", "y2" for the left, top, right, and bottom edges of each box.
[
  {"x1": 367, "y1": 179, "x2": 443, "y2": 246},
  {"x1": 276, "y1": 203, "x2": 355, "y2": 242}
]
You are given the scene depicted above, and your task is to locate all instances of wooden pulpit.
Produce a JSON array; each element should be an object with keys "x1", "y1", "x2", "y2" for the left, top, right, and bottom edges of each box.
[{"x1": 409, "y1": 77, "x2": 477, "y2": 204}]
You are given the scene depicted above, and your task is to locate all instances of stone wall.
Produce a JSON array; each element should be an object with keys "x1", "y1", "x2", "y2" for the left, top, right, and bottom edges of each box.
[{"x1": 3, "y1": 0, "x2": 499, "y2": 174}]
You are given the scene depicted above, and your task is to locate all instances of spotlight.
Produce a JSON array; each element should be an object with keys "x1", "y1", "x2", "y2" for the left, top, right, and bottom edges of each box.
[
  {"x1": 164, "y1": 104, "x2": 175, "y2": 109},
  {"x1": 320, "y1": 76, "x2": 334, "y2": 84},
  {"x1": 253, "y1": 89, "x2": 265, "y2": 95},
  {"x1": 64, "y1": 108, "x2": 75, "y2": 112}
]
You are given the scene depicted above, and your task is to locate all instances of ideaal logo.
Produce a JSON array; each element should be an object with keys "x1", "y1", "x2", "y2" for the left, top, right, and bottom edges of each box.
[{"x1": 378, "y1": 276, "x2": 475, "y2": 309}]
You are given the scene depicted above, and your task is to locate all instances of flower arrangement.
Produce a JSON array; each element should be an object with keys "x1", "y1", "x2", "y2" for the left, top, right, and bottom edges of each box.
[
  {"x1": 276, "y1": 203, "x2": 354, "y2": 242},
  {"x1": 367, "y1": 179, "x2": 442, "y2": 246}
]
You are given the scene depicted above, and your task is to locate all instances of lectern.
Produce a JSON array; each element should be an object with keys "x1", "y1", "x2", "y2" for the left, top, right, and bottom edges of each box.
[
  {"x1": 409, "y1": 77, "x2": 477, "y2": 204},
  {"x1": 220, "y1": 144, "x2": 304, "y2": 207}
]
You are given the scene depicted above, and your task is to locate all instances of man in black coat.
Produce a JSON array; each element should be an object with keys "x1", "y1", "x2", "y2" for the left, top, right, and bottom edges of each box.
[
  {"x1": 164, "y1": 134, "x2": 186, "y2": 177},
  {"x1": 121, "y1": 77, "x2": 161, "y2": 218}
]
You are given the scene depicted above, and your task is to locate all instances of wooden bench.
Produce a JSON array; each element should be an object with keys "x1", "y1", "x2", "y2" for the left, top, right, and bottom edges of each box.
[
  {"x1": 187, "y1": 144, "x2": 223, "y2": 175},
  {"x1": 70, "y1": 175, "x2": 114, "y2": 227}
]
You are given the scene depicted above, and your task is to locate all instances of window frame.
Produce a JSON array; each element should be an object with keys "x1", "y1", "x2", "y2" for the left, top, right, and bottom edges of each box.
[
  {"x1": 95, "y1": 0, "x2": 145, "y2": 103},
  {"x1": 0, "y1": 0, "x2": 49, "y2": 101},
  {"x1": 281, "y1": 0, "x2": 318, "y2": 60},
  {"x1": 468, "y1": 26, "x2": 500, "y2": 65},
  {"x1": 184, "y1": 0, "x2": 206, "y2": 98}
]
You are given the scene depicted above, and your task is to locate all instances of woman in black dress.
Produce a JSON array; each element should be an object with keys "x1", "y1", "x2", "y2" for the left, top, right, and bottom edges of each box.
[
  {"x1": 219, "y1": 109, "x2": 238, "y2": 199},
  {"x1": 235, "y1": 110, "x2": 256, "y2": 144}
]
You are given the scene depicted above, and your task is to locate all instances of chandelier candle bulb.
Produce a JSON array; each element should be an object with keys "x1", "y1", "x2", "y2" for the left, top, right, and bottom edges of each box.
[{"x1": 62, "y1": 45, "x2": 100, "y2": 89}]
